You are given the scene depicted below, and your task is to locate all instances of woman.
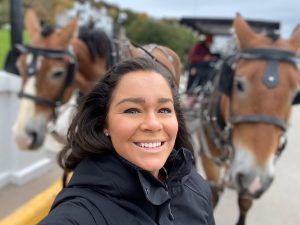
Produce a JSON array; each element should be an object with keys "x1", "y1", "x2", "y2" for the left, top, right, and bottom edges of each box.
[{"x1": 39, "y1": 57, "x2": 215, "y2": 225}]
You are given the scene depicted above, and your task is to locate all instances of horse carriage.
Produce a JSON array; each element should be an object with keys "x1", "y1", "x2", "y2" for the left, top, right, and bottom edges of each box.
[
  {"x1": 180, "y1": 16, "x2": 300, "y2": 225},
  {"x1": 4, "y1": 6, "x2": 300, "y2": 225}
]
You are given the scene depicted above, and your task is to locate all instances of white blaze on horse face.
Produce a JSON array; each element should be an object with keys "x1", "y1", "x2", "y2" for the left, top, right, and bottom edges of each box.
[
  {"x1": 230, "y1": 142, "x2": 275, "y2": 195},
  {"x1": 12, "y1": 77, "x2": 36, "y2": 149},
  {"x1": 47, "y1": 91, "x2": 78, "y2": 144},
  {"x1": 291, "y1": 89, "x2": 299, "y2": 103}
]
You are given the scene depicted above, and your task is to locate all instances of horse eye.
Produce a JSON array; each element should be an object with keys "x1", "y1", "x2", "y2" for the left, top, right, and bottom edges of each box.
[
  {"x1": 52, "y1": 70, "x2": 66, "y2": 80},
  {"x1": 235, "y1": 79, "x2": 245, "y2": 92}
]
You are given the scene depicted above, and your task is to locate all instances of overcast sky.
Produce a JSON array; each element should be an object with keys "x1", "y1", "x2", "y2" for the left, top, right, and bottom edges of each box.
[{"x1": 104, "y1": 0, "x2": 299, "y2": 38}]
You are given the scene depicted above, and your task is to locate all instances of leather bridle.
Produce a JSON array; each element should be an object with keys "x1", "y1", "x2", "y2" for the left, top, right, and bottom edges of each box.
[
  {"x1": 198, "y1": 48, "x2": 300, "y2": 166},
  {"x1": 230, "y1": 48, "x2": 300, "y2": 133},
  {"x1": 16, "y1": 44, "x2": 77, "y2": 108},
  {"x1": 193, "y1": 48, "x2": 300, "y2": 189}
]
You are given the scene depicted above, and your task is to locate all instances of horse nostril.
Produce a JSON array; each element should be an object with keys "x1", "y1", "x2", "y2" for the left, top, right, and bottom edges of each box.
[
  {"x1": 25, "y1": 119, "x2": 48, "y2": 149},
  {"x1": 25, "y1": 127, "x2": 38, "y2": 143},
  {"x1": 28, "y1": 130, "x2": 38, "y2": 142}
]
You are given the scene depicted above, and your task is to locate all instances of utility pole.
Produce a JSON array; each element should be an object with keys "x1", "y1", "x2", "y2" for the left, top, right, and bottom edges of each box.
[
  {"x1": 4, "y1": 0, "x2": 23, "y2": 74},
  {"x1": 10, "y1": 0, "x2": 23, "y2": 45}
]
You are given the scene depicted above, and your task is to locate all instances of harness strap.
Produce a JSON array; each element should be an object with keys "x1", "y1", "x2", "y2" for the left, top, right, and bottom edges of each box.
[
  {"x1": 18, "y1": 92, "x2": 58, "y2": 107},
  {"x1": 130, "y1": 41, "x2": 176, "y2": 79},
  {"x1": 144, "y1": 44, "x2": 174, "y2": 63},
  {"x1": 231, "y1": 115, "x2": 287, "y2": 131},
  {"x1": 240, "y1": 48, "x2": 300, "y2": 64},
  {"x1": 16, "y1": 44, "x2": 74, "y2": 59}
]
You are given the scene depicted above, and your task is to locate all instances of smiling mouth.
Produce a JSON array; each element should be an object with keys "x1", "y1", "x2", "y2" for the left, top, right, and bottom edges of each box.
[{"x1": 134, "y1": 141, "x2": 165, "y2": 149}]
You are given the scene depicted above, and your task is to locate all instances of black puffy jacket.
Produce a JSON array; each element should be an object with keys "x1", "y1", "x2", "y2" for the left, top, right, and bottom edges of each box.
[{"x1": 39, "y1": 148, "x2": 215, "y2": 225}]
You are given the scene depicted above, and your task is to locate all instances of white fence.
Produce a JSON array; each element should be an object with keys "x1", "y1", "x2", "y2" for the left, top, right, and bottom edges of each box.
[{"x1": 0, "y1": 71, "x2": 52, "y2": 188}]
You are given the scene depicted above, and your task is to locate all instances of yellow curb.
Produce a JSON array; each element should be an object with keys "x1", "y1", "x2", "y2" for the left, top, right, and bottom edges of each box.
[{"x1": 0, "y1": 180, "x2": 62, "y2": 225}]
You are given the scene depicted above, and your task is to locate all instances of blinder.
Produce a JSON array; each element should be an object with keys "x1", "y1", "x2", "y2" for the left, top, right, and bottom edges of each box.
[
  {"x1": 217, "y1": 57, "x2": 235, "y2": 97},
  {"x1": 15, "y1": 44, "x2": 77, "y2": 108}
]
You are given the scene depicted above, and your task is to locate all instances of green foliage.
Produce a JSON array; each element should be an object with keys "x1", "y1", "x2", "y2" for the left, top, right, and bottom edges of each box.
[
  {"x1": 0, "y1": 0, "x2": 9, "y2": 26},
  {"x1": 125, "y1": 19, "x2": 197, "y2": 63},
  {"x1": 92, "y1": 2, "x2": 197, "y2": 62},
  {"x1": 0, "y1": 29, "x2": 29, "y2": 69},
  {"x1": 23, "y1": 0, "x2": 74, "y2": 25},
  {"x1": 0, "y1": 29, "x2": 10, "y2": 69}
]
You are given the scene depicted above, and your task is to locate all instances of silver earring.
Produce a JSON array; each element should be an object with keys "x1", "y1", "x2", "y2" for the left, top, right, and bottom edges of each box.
[{"x1": 104, "y1": 130, "x2": 109, "y2": 136}]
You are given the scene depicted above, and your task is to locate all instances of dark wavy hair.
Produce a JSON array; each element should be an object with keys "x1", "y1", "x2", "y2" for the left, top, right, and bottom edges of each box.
[{"x1": 58, "y1": 57, "x2": 193, "y2": 171}]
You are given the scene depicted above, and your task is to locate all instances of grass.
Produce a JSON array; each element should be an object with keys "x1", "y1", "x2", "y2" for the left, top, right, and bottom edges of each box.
[
  {"x1": 0, "y1": 29, "x2": 10, "y2": 69},
  {"x1": 0, "y1": 29, "x2": 29, "y2": 70}
]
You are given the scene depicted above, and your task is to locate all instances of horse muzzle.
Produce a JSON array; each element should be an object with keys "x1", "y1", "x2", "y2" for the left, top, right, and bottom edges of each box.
[
  {"x1": 13, "y1": 116, "x2": 48, "y2": 150},
  {"x1": 234, "y1": 172, "x2": 274, "y2": 199}
]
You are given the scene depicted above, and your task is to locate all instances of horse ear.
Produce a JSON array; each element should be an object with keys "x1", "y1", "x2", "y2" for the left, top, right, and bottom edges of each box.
[
  {"x1": 289, "y1": 24, "x2": 300, "y2": 53},
  {"x1": 25, "y1": 9, "x2": 41, "y2": 42},
  {"x1": 233, "y1": 13, "x2": 256, "y2": 49},
  {"x1": 57, "y1": 18, "x2": 78, "y2": 46}
]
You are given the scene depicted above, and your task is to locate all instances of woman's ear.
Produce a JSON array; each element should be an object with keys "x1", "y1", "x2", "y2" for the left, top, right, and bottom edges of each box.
[{"x1": 103, "y1": 129, "x2": 109, "y2": 136}]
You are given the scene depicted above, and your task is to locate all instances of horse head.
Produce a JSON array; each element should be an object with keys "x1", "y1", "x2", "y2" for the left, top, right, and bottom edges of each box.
[
  {"x1": 222, "y1": 14, "x2": 300, "y2": 197},
  {"x1": 13, "y1": 9, "x2": 78, "y2": 150}
]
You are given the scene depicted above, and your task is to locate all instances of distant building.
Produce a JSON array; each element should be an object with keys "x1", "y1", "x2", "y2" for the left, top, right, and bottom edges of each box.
[{"x1": 56, "y1": 1, "x2": 114, "y2": 37}]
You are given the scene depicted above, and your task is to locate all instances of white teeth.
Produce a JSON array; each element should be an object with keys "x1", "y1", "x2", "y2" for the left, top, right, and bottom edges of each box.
[{"x1": 137, "y1": 142, "x2": 162, "y2": 148}]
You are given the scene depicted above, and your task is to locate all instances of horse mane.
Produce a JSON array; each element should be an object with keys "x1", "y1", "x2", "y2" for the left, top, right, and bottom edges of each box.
[{"x1": 78, "y1": 25, "x2": 112, "y2": 66}]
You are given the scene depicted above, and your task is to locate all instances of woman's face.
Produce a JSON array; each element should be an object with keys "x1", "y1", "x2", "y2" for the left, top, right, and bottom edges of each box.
[{"x1": 107, "y1": 70, "x2": 178, "y2": 178}]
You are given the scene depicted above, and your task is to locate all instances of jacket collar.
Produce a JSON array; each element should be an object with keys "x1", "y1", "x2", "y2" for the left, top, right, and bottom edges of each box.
[{"x1": 68, "y1": 148, "x2": 193, "y2": 206}]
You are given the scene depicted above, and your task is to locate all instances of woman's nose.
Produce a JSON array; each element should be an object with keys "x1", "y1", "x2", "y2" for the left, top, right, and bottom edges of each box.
[{"x1": 140, "y1": 113, "x2": 163, "y2": 131}]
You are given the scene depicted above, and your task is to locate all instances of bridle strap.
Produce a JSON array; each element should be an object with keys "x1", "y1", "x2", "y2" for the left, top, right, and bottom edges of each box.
[
  {"x1": 231, "y1": 115, "x2": 287, "y2": 131},
  {"x1": 229, "y1": 48, "x2": 296, "y2": 131},
  {"x1": 18, "y1": 92, "x2": 59, "y2": 107},
  {"x1": 239, "y1": 48, "x2": 300, "y2": 89},
  {"x1": 130, "y1": 40, "x2": 175, "y2": 74},
  {"x1": 239, "y1": 48, "x2": 300, "y2": 64},
  {"x1": 16, "y1": 44, "x2": 74, "y2": 59}
]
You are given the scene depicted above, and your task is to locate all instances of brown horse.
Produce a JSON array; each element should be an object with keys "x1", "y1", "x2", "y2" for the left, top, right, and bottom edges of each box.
[
  {"x1": 13, "y1": 9, "x2": 182, "y2": 150},
  {"x1": 191, "y1": 14, "x2": 300, "y2": 225}
]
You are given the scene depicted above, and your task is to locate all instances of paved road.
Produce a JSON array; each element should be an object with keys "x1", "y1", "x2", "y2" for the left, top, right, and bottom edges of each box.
[{"x1": 211, "y1": 105, "x2": 300, "y2": 225}]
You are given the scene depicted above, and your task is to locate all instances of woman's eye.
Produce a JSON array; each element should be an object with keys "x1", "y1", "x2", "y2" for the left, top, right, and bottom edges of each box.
[
  {"x1": 123, "y1": 108, "x2": 140, "y2": 114},
  {"x1": 159, "y1": 108, "x2": 172, "y2": 114}
]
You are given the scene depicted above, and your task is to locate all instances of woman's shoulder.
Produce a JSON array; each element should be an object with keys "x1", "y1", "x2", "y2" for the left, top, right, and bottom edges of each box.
[
  {"x1": 38, "y1": 197, "x2": 106, "y2": 225},
  {"x1": 183, "y1": 168, "x2": 212, "y2": 201}
]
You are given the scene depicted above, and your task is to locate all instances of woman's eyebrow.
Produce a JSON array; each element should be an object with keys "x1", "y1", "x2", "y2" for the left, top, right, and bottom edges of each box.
[
  {"x1": 116, "y1": 97, "x2": 173, "y2": 106},
  {"x1": 116, "y1": 97, "x2": 145, "y2": 106},
  {"x1": 158, "y1": 98, "x2": 173, "y2": 103}
]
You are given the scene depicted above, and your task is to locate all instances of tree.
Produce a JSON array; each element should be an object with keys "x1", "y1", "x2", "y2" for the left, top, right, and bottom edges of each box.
[
  {"x1": 0, "y1": 0, "x2": 9, "y2": 26},
  {"x1": 125, "y1": 18, "x2": 197, "y2": 62},
  {"x1": 23, "y1": 0, "x2": 73, "y2": 25}
]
